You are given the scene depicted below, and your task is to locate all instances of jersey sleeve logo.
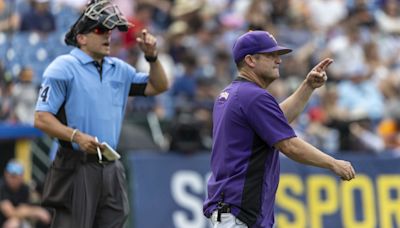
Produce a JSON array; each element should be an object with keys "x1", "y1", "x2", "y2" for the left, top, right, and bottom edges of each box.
[
  {"x1": 39, "y1": 85, "x2": 51, "y2": 103},
  {"x1": 218, "y1": 91, "x2": 229, "y2": 101}
]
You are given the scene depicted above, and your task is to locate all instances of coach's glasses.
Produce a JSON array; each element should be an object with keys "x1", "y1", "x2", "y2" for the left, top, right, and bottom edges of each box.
[{"x1": 92, "y1": 26, "x2": 111, "y2": 35}]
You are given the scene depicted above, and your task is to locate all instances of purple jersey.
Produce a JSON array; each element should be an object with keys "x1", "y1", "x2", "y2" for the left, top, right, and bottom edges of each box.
[{"x1": 203, "y1": 78, "x2": 296, "y2": 228}]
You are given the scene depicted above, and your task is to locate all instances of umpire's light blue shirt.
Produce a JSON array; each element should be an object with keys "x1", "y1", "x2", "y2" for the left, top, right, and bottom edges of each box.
[{"x1": 35, "y1": 48, "x2": 149, "y2": 150}]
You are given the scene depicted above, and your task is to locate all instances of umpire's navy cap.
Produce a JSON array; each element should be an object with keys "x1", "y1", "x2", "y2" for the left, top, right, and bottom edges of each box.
[{"x1": 232, "y1": 30, "x2": 292, "y2": 63}]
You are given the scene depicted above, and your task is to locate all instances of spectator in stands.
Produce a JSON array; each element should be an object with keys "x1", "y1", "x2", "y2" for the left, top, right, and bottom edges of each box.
[
  {"x1": 20, "y1": 0, "x2": 56, "y2": 33},
  {"x1": 0, "y1": 0, "x2": 19, "y2": 33},
  {"x1": 189, "y1": 23, "x2": 218, "y2": 76},
  {"x1": 347, "y1": 0, "x2": 376, "y2": 28},
  {"x1": 212, "y1": 50, "x2": 232, "y2": 91},
  {"x1": 170, "y1": 0, "x2": 204, "y2": 21},
  {"x1": 194, "y1": 77, "x2": 218, "y2": 111},
  {"x1": 0, "y1": 61, "x2": 5, "y2": 85},
  {"x1": 166, "y1": 20, "x2": 188, "y2": 63},
  {"x1": 0, "y1": 80, "x2": 16, "y2": 123},
  {"x1": 318, "y1": 83, "x2": 351, "y2": 150},
  {"x1": 146, "y1": 0, "x2": 172, "y2": 31},
  {"x1": 170, "y1": 0, "x2": 206, "y2": 45},
  {"x1": 304, "y1": 105, "x2": 341, "y2": 153},
  {"x1": 380, "y1": 69, "x2": 400, "y2": 118},
  {"x1": 378, "y1": 113, "x2": 400, "y2": 152},
  {"x1": 277, "y1": 15, "x2": 313, "y2": 50},
  {"x1": 306, "y1": 0, "x2": 348, "y2": 32},
  {"x1": 168, "y1": 106, "x2": 208, "y2": 154},
  {"x1": 171, "y1": 52, "x2": 199, "y2": 105},
  {"x1": 54, "y1": 0, "x2": 87, "y2": 11},
  {"x1": 11, "y1": 67, "x2": 38, "y2": 125},
  {"x1": 0, "y1": 63, "x2": 8, "y2": 122},
  {"x1": 363, "y1": 41, "x2": 391, "y2": 83},
  {"x1": 336, "y1": 62, "x2": 384, "y2": 122},
  {"x1": 323, "y1": 23, "x2": 366, "y2": 80},
  {"x1": 270, "y1": 0, "x2": 290, "y2": 24},
  {"x1": 375, "y1": 0, "x2": 400, "y2": 34},
  {"x1": 244, "y1": 0, "x2": 271, "y2": 30},
  {"x1": 349, "y1": 118, "x2": 385, "y2": 153},
  {"x1": 0, "y1": 160, "x2": 51, "y2": 228},
  {"x1": 121, "y1": 3, "x2": 154, "y2": 48}
]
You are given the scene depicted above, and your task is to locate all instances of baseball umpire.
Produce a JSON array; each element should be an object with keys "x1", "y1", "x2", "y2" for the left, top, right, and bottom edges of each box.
[
  {"x1": 34, "y1": 0, "x2": 169, "y2": 227},
  {"x1": 203, "y1": 30, "x2": 356, "y2": 228}
]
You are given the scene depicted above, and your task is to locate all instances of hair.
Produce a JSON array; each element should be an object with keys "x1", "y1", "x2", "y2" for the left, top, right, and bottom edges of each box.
[
  {"x1": 235, "y1": 59, "x2": 245, "y2": 69},
  {"x1": 235, "y1": 54, "x2": 262, "y2": 69}
]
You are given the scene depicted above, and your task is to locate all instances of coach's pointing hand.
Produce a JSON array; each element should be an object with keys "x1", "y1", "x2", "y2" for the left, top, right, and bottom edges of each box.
[
  {"x1": 306, "y1": 58, "x2": 333, "y2": 89},
  {"x1": 136, "y1": 29, "x2": 157, "y2": 58}
]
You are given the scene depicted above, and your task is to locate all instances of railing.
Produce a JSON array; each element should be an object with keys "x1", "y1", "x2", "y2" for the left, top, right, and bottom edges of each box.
[{"x1": 30, "y1": 135, "x2": 53, "y2": 184}]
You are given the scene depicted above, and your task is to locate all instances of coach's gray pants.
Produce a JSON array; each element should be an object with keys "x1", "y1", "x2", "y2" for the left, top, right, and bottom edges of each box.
[
  {"x1": 210, "y1": 211, "x2": 248, "y2": 228},
  {"x1": 43, "y1": 149, "x2": 129, "y2": 228}
]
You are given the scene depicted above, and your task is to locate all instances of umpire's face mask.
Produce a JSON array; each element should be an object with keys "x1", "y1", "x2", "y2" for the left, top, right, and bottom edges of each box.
[
  {"x1": 84, "y1": 0, "x2": 130, "y2": 31},
  {"x1": 65, "y1": 0, "x2": 131, "y2": 46}
]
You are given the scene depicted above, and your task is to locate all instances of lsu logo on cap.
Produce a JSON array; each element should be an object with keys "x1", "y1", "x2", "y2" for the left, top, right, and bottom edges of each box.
[{"x1": 266, "y1": 32, "x2": 277, "y2": 44}]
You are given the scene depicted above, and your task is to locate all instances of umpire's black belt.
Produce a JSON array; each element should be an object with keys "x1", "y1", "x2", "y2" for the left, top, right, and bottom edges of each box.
[
  {"x1": 85, "y1": 154, "x2": 112, "y2": 163},
  {"x1": 59, "y1": 147, "x2": 113, "y2": 163}
]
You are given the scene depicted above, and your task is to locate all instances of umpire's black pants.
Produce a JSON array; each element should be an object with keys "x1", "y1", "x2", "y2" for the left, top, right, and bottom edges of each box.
[{"x1": 42, "y1": 148, "x2": 129, "y2": 228}]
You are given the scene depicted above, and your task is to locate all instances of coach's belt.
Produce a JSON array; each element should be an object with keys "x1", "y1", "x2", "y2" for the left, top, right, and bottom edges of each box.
[
  {"x1": 217, "y1": 203, "x2": 231, "y2": 222},
  {"x1": 218, "y1": 204, "x2": 231, "y2": 213}
]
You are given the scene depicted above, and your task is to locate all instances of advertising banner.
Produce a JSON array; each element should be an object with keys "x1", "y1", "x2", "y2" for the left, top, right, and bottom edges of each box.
[{"x1": 128, "y1": 153, "x2": 400, "y2": 228}]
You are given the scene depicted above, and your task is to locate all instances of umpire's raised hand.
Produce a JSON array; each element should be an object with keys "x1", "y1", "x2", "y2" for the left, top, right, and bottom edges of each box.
[{"x1": 136, "y1": 29, "x2": 158, "y2": 58}]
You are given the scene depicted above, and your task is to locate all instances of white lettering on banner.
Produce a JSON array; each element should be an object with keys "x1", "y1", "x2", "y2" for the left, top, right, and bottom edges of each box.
[
  {"x1": 171, "y1": 170, "x2": 206, "y2": 228},
  {"x1": 204, "y1": 172, "x2": 211, "y2": 197},
  {"x1": 167, "y1": 169, "x2": 400, "y2": 227}
]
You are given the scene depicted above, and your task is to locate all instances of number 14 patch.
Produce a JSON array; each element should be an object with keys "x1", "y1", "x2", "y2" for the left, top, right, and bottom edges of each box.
[{"x1": 39, "y1": 85, "x2": 50, "y2": 103}]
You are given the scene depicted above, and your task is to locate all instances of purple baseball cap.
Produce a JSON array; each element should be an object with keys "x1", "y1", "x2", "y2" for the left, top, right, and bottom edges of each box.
[{"x1": 232, "y1": 30, "x2": 292, "y2": 63}]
